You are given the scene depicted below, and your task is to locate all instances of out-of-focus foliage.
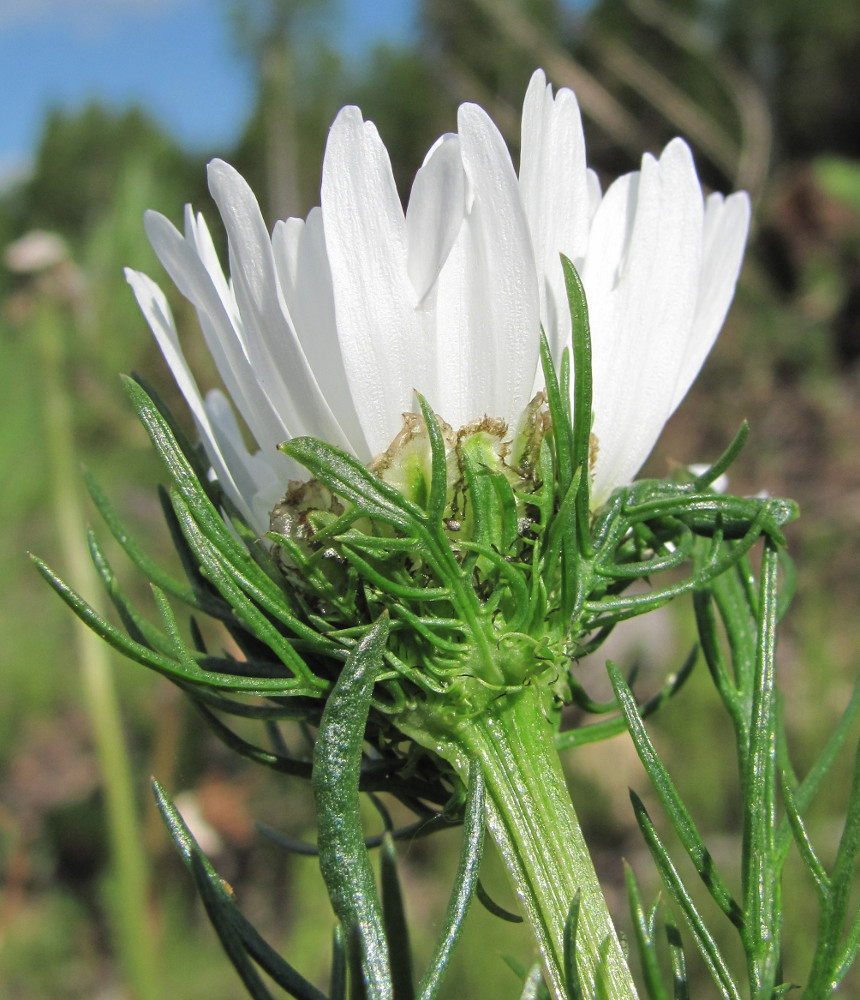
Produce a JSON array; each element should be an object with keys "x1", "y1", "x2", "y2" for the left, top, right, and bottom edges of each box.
[
  {"x1": 718, "y1": 0, "x2": 860, "y2": 160},
  {"x1": 24, "y1": 104, "x2": 205, "y2": 244}
]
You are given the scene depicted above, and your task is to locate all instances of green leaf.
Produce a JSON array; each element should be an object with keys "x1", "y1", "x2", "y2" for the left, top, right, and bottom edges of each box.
[
  {"x1": 588, "y1": 503, "x2": 782, "y2": 627},
  {"x1": 283, "y1": 436, "x2": 423, "y2": 534},
  {"x1": 123, "y1": 376, "x2": 248, "y2": 563},
  {"x1": 624, "y1": 863, "x2": 668, "y2": 1000},
  {"x1": 692, "y1": 422, "x2": 749, "y2": 491},
  {"x1": 804, "y1": 733, "x2": 860, "y2": 997},
  {"x1": 415, "y1": 394, "x2": 449, "y2": 527},
  {"x1": 85, "y1": 469, "x2": 221, "y2": 615},
  {"x1": 380, "y1": 834, "x2": 414, "y2": 1000},
  {"x1": 192, "y1": 701, "x2": 314, "y2": 780},
  {"x1": 555, "y1": 646, "x2": 697, "y2": 750},
  {"x1": 87, "y1": 529, "x2": 178, "y2": 656},
  {"x1": 538, "y1": 331, "x2": 581, "y2": 622},
  {"x1": 188, "y1": 851, "x2": 278, "y2": 1000},
  {"x1": 742, "y1": 542, "x2": 781, "y2": 997},
  {"x1": 781, "y1": 776, "x2": 829, "y2": 901},
  {"x1": 561, "y1": 255, "x2": 593, "y2": 548},
  {"x1": 313, "y1": 617, "x2": 392, "y2": 1000},
  {"x1": 692, "y1": 586, "x2": 745, "y2": 734},
  {"x1": 777, "y1": 677, "x2": 860, "y2": 862},
  {"x1": 417, "y1": 763, "x2": 485, "y2": 1000},
  {"x1": 563, "y1": 893, "x2": 582, "y2": 1000},
  {"x1": 664, "y1": 912, "x2": 689, "y2": 1000},
  {"x1": 630, "y1": 792, "x2": 741, "y2": 1000},
  {"x1": 539, "y1": 332, "x2": 574, "y2": 496},
  {"x1": 835, "y1": 903, "x2": 860, "y2": 989},
  {"x1": 475, "y1": 880, "x2": 523, "y2": 923},
  {"x1": 169, "y1": 489, "x2": 327, "y2": 688},
  {"x1": 607, "y1": 662, "x2": 743, "y2": 929},
  {"x1": 331, "y1": 925, "x2": 347, "y2": 1000},
  {"x1": 152, "y1": 780, "x2": 327, "y2": 1000}
]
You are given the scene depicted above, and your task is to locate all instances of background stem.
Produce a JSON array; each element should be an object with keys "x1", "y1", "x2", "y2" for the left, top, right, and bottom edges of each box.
[{"x1": 35, "y1": 300, "x2": 160, "y2": 1000}]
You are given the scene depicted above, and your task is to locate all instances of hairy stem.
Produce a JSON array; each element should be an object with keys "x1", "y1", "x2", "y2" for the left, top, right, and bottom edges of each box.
[{"x1": 432, "y1": 684, "x2": 638, "y2": 1000}]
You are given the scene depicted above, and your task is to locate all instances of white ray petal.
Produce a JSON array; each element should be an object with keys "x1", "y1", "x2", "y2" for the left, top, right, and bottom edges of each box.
[
  {"x1": 586, "y1": 169, "x2": 603, "y2": 222},
  {"x1": 429, "y1": 212, "x2": 492, "y2": 424},
  {"x1": 124, "y1": 267, "x2": 263, "y2": 525},
  {"x1": 272, "y1": 216, "x2": 303, "y2": 305},
  {"x1": 183, "y1": 205, "x2": 242, "y2": 334},
  {"x1": 321, "y1": 106, "x2": 430, "y2": 455},
  {"x1": 454, "y1": 102, "x2": 540, "y2": 426},
  {"x1": 203, "y1": 389, "x2": 292, "y2": 531},
  {"x1": 144, "y1": 208, "x2": 288, "y2": 455},
  {"x1": 587, "y1": 138, "x2": 703, "y2": 503},
  {"x1": 272, "y1": 208, "x2": 370, "y2": 459},
  {"x1": 519, "y1": 69, "x2": 591, "y2": 364},
  {"x1": 406, "y1": 133, "x2": 467, "y2": 303},
  {"x1": 207, "y1": 159, "x2": 352, "y2": 452},
  {"x1": 670, "y1": 190, "x2": 751, "y2": 411}
]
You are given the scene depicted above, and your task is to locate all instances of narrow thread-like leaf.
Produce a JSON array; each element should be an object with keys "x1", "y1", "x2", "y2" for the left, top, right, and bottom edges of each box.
[
  {"x1": 804, "y1": 734, "x2": 860, "y2": 998},
  {"x1": 561, "y1": 256, "x2": 593, "y2": 553},
  {"x1": 608, "y1": 662, "x2": 743, "y2": 929},
  {"x1": 563, "y1": 893, "x2": 582, "y2": 1000},
  {"x1": 417, "y1": 764, "x2": 485, "y2": 1000},
  {"x1": 624, "y1": 863, "x2": 668, "y2": 1000},
  {"x1": 416, "y1": 394, "x2": 449, "y2": 527},
  {"x1": 781, "y1": 778, "x2": 829, "y2": 901},
  {"x1": 152, "y1": 780, "x2": 328, "y2": 1000},
  {"x1": 742, "y1": 542, "x2": 781, "y2": 997},
  {"x1": 631, "y1": 792, "x2": 741, "y2": 1000},
  {"x1": 475, "y1": 880, "x2": 523, "y2": 923},
  {"x1": 665, "y1": 912, "x2": 689, "y2": 1000},
  {"x1": 556, "y1": 647, "x2": 696, "y2": 750},
  {"x1": 380, "y1": 834, "x2": 414, "y2": 1000}
]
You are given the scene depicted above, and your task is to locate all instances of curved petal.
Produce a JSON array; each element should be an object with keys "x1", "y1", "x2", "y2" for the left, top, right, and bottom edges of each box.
[
  {"x1": 450, "y1": 101, "x2": 540, "y2": 426},
  {"x1": 124, "y1": 267, "x2": 266, "y2": 526},
  {"x1": 321, "y1": 106, "x2": 430, "y2": 456},
  {"x1": 143, "y1": 208, "x2": 287, "y2": 456},
  {"x1": 207, "y1": 159, "x2": 352, "y2": 452},
  {"x1": 519, "y1": 69, "x2": 592, "y2": 364},
  {"x1": 203, "y1": 389, "x2": 292, "y2": 532},
  {"x1": 670, "y1": 190, "x2": 751, "y2": 411},
  {"x1": 272, "y1": 208, "x2": 370, "y2": 460},
  {"x1": 406, "y1": 133, "x2": 467, "y2": 303},
  {"x1": 586, "y1": 138, "x2": 703, "y2": 503},
  {"x1": 183, "y1": 205, "x2": 241, "y2": 333}
]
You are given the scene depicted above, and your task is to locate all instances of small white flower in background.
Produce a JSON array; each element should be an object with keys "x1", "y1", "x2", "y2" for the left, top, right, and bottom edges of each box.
[{"x1": 126, "y1": 68, "x2": 750, "y2": 531}]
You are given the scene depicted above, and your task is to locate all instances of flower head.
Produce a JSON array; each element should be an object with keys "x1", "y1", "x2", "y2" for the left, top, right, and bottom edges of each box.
[{"x1": 127, "y1": 68, "x2": 750, "y2": 530}]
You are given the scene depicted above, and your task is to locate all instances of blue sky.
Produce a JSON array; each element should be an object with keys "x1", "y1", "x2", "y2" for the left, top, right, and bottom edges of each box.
[
  {"x1": 3, "y1": 0, "x2": 594, "y2": 191},
  {"x1": 1, "y1": 0, "x2": 419, "y2": 187}
]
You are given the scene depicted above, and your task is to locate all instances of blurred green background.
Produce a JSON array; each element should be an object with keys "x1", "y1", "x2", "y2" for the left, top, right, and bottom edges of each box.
[{"x1": 2, "y1": 0, "x2": 860, "y2": 997}]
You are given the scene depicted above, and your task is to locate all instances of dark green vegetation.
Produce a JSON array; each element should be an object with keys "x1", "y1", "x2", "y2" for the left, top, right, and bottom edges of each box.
[{"x1": 3, "y1": 1, "x2": 860, "y2": 997}]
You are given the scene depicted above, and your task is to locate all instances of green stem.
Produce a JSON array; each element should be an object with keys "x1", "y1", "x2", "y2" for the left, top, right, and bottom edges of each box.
[{"x1": 436, "y1": 684, "x2": 638, "y2": 1000}]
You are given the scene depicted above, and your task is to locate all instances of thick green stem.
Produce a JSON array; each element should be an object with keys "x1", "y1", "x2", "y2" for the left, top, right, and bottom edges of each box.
[{"x1": 436, "y1": 684, "x2": 638, "y2": 1000}]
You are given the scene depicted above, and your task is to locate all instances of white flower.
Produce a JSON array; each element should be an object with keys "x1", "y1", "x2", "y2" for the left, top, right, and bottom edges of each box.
[{"x1": 127, "y1": 68, "x2": 750, "y2": 531}]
